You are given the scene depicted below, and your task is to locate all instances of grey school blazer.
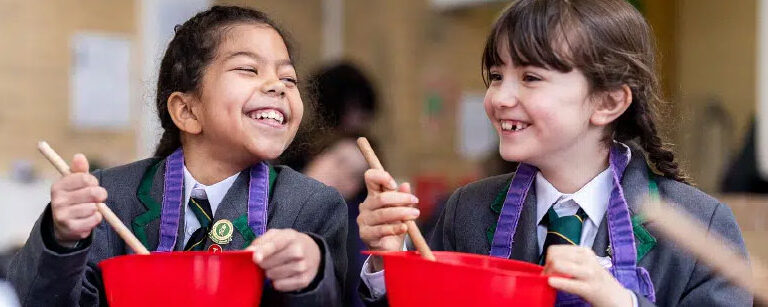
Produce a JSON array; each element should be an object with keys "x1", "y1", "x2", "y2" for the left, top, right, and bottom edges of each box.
[
  {"x1": 361, "y1": 147, "x2": 752, "y2": 306},
  {"x1": 8, "y1": 157, "x2": 348, "y2": 307}
]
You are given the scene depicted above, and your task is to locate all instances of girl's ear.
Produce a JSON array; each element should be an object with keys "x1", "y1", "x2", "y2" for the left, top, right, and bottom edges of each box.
[
  {"x1": 167, "y1": 92, "x2": 203, "y2": 134},
  {"x1": 590, "y1": 84, "x2": 632, "y2": 127}
]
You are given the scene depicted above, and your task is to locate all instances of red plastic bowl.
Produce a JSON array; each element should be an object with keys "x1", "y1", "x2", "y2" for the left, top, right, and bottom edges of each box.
[
  {"x1": 367, "y1": 251, "x2": 555, "y2": 307},
  {"x1": 99, "y1": 251, "x2": 263, "y2": 307}
]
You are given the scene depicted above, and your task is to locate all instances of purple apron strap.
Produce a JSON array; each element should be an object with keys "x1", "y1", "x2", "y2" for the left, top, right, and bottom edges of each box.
[
  {"x1": 489, "y1": 163, "x2": 537, "y2": 258},
  {"x1": 248, "y1": 162, "x2": 270, "y2": 237},
  {"x1": 555, "y1": 292, "x2": 590, "y2": 307},
  {"x1": 604, "y1": 144, "x2": 655, "y2": 301},
  {"x1": 156, "y1": 149, "x2": 271, "y2": 251},
  {"x1": 606, "y1": 145, "x2": 642, "y2": 293},
  {"x1": 636, "y1": 266, "x2": 656, "y2": 302},
  {"x1": 157, "y1": 148, "x2": 184, "y2": 252}
]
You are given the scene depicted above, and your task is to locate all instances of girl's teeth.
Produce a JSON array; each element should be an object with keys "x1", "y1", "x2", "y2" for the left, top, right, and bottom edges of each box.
[
  {"x1": 251, "y1": 110, "x2": 285, "y2": 125},
  {"x1": 501, "y1": 121, "x2": 529, "y2": 131}
]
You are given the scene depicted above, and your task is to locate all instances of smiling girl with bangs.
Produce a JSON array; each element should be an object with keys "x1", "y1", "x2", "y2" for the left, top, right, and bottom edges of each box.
[{"x1": 357, "y1": 0, "x2": 751, "y2": 306}]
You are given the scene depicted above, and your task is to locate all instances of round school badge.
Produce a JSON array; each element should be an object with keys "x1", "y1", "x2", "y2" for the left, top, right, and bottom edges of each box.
[{"x1": 209, "y1": 219, "x2": 234, "y2": 245}]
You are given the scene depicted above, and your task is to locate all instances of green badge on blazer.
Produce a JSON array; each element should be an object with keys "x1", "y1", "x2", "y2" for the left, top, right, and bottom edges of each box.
[{"x1": 209, "y1": 219, "x2": 234, "y2": 245}]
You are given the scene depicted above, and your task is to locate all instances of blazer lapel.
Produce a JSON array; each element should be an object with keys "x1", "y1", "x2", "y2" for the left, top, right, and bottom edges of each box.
[
  {"x1": 620, "y1": 147, "x2": 650, "y2": 211},
  {"x1": 131, "y1": 158, "x2": 166, "y2": 252},
  {"x1": 623, "y1": 148, "x2": 660, "y2": 261},
  {"x1": 266, "y1": 166, "x2": 306, "y2": 230},
  {"x1": 592, "y1": 216, "x2": 610, "y2": 257}
]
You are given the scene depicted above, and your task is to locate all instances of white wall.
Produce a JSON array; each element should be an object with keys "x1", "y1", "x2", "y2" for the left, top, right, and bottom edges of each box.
[
  {"x1": 137, "y1": 0, "x2": 211, "y2": 158},
  {"x1": 0, "y1": 178, "x2": 52, "y2": 252}
]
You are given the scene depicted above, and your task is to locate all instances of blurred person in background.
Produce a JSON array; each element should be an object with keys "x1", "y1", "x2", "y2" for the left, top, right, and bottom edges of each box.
[
  {"x1": 280, "y1": 62, "x2": 378, "y2": 307},
  {"x1": 721, "y1": 119, "x2": 768, "y2": 193}
]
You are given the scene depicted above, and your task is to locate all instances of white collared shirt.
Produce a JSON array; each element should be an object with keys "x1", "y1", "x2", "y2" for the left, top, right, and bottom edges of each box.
[
  {"x1": 182, "y1": 166, "x2": 240, "y2": 245},
  {"x1": 534, "y1": 167, "x2": 613, "y2": 254}
]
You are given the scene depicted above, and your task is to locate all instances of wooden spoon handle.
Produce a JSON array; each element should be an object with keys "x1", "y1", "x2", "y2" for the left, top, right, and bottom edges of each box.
[{"x1": 356, "y1": 137, "x2": 436, "y2": 261}]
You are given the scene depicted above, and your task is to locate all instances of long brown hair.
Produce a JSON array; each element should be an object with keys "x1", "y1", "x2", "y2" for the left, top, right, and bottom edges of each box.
[{"x1": 482, "y1": 0, "x2": 686, "y2": 182}]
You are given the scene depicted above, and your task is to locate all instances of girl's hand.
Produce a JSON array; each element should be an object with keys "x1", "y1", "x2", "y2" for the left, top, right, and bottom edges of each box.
[
  {"x1": 50, "y1": 154, "x2": 106, "y2": 246},
  {"x1": 246, "y1": 229, "x2": 321, "y2": 292},
  {"x1": 543, "y1": 245, "x2": 634, "y2": 307},
  {"x1": 357, "y1": 169, "x2": 419, "y2": 270}
]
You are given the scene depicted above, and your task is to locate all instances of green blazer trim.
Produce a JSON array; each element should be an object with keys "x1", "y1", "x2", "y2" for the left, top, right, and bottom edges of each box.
[
  {"x1": 133, "y1": 160, "x2": 278, "y2": 250},
  {"x1": 633, "y1": 171, "x2": 660, "y2": 260},
  {"x1": 133, "y1": 158, "x2": 163, "y2": 249}
]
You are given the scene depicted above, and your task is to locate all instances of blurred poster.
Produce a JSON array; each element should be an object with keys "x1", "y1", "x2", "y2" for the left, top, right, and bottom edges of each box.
[
  {"x1": 457, "y1": 92, "x2": 496, "y2": 160},
  {"x1": 70, "y1": 32, "x2": 132, "y2": 130}
]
